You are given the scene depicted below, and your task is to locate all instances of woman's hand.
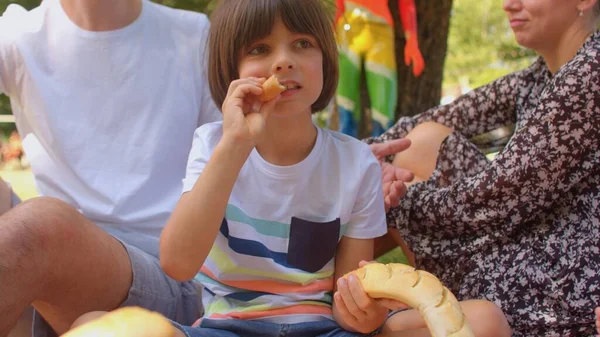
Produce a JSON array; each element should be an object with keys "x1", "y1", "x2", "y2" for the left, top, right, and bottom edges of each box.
[
  {"x1": 221, "y1": 77, "x2": 280, "y2": 146},
  {"x1": 369, "y1": 139, "x2": 415, "y2": 212}
]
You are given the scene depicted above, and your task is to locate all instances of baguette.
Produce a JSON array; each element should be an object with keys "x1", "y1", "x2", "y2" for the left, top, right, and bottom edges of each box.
[
  {"x1": 61, "y1": 307, "x2": 175, "y2": 337},
  {"x1": 343, "y1": 263, "x2": 474, "y2": 337},
  {"x1": 258, "y1": 75, "x2": 286, "y2": 102}
]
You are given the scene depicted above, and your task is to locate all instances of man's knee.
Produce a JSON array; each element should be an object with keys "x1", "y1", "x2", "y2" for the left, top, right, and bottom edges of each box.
[
  {"x1": 0, "y1": 179, "x2": 14, "y2": 215},
  {"x1": 0, "y1": 197, "x2": 86, "y2": 273}
]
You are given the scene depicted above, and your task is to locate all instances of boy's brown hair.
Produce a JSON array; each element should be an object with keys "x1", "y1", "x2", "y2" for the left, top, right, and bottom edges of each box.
[{"x1": 208, "y1": 0, "x2": 339, "y2": 113}]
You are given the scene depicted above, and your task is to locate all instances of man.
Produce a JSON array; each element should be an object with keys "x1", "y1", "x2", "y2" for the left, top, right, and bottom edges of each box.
[{"x1": 0, "y1": 0, "x2": 221, "y2": 335}]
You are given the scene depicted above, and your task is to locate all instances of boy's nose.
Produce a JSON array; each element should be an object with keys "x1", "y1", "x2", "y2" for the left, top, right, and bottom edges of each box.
[
  {"x1": 272, "y1": 53, "x2": 296, "y2": 72},
  {"x1": 275, "y1": 63, "x2": 294, "y2": 71}
]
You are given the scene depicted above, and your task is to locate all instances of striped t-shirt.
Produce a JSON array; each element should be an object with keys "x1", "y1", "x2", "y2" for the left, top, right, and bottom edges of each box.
[{"x1": 182, "y1": 122, "x2": 387, "y2": 324}]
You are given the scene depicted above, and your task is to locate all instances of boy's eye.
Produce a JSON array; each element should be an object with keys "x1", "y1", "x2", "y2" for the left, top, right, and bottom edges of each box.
[
  {"x1": 296, "y1": 40, "x2": 313, "y2": 49},
  {"x1": 249, "y1": 45, "x2": 268, "y2": 55}
]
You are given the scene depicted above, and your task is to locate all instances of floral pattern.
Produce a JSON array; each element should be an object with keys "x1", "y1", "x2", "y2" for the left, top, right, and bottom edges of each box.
[{"x1": 367, "y1": 30, "x2": 600, "y2": 336}]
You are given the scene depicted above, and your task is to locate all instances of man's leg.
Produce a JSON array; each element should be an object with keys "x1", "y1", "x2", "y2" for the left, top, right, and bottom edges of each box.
[
  {"x1": 0, "y1": 196, "x2": 133, "y2": 336},
  {"x1": 0, "y1": 179, "x2": 15, "y2": 215},
  {"x1": 7, "y1": 308, "x2": 32, "y2": 337}
]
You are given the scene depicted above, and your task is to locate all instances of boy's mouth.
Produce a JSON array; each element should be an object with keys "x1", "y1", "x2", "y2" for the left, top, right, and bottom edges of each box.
[{"x1": 279, "y1": 80, "x2": 302, "y2": 91}]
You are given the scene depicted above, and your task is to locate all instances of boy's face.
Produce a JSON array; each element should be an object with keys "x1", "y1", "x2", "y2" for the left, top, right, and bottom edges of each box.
[{"x1": 238, "y1": 16, "x2": 323, "y2": 118}]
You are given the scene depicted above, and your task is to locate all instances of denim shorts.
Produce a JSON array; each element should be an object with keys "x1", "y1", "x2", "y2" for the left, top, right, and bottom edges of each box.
[
  {"x1": 172, "y1": 318, "x2": 373, "y2": 337},
  {"x1": 31, "y1": 240, "x2": 201, "y2": 337}
]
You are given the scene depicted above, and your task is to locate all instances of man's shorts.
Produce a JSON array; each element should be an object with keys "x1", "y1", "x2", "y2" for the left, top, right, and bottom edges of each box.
[{"x1": 31, "y1": 240, "x2": 202, "y2": 337}]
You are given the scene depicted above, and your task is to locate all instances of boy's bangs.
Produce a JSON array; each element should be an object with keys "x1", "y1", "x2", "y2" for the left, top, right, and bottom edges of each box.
[
  {"x1": 234, "y1": 0, "x2": 324, "y2": 51},
  {"x1": 233, "y1": 0, "x2": 278, "y2": 53},
  {"x1": 279, "y1": 0, "x2": 324, "y2": 41}
]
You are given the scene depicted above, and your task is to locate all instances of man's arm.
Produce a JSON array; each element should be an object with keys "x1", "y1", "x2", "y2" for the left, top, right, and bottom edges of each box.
[{"x1": 0, "y1": 4, "x2": 29, "y2": 95}]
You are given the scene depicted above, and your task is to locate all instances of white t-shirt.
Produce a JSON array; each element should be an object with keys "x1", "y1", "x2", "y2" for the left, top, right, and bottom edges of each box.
[
  {"x1": 182, "y1": 122, "x2": 387, "y2": 324},
  {"x1": 0, "y1": 0, "x2": 222, "y2": 257}
]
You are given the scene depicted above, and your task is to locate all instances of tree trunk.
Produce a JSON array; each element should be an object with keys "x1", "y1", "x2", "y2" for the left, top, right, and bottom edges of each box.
[{"x1": 389, "y1": 0, "x2": 453, "y2": 119}]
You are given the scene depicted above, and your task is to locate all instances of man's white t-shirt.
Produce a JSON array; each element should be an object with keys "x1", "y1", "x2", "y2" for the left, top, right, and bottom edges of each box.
[
  {"x1": 182, "y1": 122, "x2": 387, "y2": 323},
  {"x1": 0, "y1": 0, "x2": 221, "y2": 257}
]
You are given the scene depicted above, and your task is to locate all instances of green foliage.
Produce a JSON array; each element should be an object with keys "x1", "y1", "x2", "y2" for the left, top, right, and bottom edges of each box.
[
  {"x1": 0, "y1": 0, "x2": 37, "y2": 11},
  {"x1": 443, "y1": 0, "x2": 535, "y2": 90}
]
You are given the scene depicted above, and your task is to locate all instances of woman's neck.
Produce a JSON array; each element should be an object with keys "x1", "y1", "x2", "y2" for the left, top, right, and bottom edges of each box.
[
  {"x1": 60, "y1": 0, "x2": 142, "y2": 32},
  {"x1": 256, "y1": 116, "x2": 318, "y2": 167},
  {"x1": 540, "y1": 25, "x2": 594, "y2": 74}
]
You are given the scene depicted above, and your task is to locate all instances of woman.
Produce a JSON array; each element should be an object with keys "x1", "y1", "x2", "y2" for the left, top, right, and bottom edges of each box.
[{"x1": 367, "y1": 0, "x2": 600, "y2": 335}]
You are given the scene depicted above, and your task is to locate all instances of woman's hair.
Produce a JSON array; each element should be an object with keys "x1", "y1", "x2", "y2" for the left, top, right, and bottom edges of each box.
[{"x1": 208, "y1": 0, "x2": 339, "y2": 113}]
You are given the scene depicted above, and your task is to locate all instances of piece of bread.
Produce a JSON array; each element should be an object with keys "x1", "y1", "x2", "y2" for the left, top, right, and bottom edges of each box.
[
  {"x1": 61, "y1": 307, "x2": 176, "y2": 337},
  {"x1": 344, "y1": 263, "x2": 474, "y2": 337},
  {"x1": 258, "y1": 75, "x2": 286, "y2": 102}
]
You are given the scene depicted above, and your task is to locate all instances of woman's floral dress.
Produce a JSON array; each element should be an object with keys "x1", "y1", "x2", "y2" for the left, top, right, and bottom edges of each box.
[{"x1": 367, "y1": 31, "x2": 600, "y2": 336}]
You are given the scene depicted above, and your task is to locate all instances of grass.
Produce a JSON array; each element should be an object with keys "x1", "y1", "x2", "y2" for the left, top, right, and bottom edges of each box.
[
  {"x1": 0, "y1": 168, "x2": 37, "y2": 200},
  {"x1": 376, "y1": 247, "x2": 410, "y2": 265}
]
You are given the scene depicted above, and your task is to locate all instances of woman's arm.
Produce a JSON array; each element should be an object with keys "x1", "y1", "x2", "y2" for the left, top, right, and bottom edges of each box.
[
  {"x1": 364, "y1": 61, "x2": 541, "y2": 146},
  {"x1": 389, "y1": 64, "x2": 600, "y2": 256}
]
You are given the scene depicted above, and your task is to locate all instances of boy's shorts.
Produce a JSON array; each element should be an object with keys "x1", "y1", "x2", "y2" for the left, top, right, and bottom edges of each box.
[
  {"x1": 31, "y1": 239, "x2": 202, "y2": 337},
  {"x1": 172, "y1": 317, "x2": 374, "y2": 337}
]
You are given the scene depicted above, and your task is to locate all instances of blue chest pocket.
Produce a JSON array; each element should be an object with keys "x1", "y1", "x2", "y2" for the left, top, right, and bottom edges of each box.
[{"x1": 287, "y1": 217, "x2": 340, "y2": 273}]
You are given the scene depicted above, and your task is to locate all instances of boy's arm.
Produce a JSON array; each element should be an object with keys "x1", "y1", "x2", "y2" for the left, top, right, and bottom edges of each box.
[
  {"x1": 331, "y1": 147, "x2": 389, "y2": 333},
  {"x1": 332, "y1": 237, "x2": 388, "y2": 333},
  {"x1": 160, "y1": 135, "x2": 253, "y2": 282}
]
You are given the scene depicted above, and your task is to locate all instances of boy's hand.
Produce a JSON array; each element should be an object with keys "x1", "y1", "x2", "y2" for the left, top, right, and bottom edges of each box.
[
  {"x1": 221, "y1": 77, "x2": 279, "y2": 146},
  {"x1": 334, "y1": 274, "x2": 389, "y2": 333}
]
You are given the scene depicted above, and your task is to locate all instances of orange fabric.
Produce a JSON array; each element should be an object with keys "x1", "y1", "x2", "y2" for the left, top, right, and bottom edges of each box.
[
  {"x1": 200, "y1": 266, "x2": 334, "y2": 295},
  {"x1": 208, "y1": 305, "x2": 333, "y2": 320}
]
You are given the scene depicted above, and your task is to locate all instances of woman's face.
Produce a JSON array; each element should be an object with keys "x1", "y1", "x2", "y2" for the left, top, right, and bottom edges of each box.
[{"x1": 503, "y1": 0, "x2": 581, "y2": 51}]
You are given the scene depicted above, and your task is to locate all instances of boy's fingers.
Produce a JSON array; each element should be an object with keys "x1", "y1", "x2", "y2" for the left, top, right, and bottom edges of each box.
[
  {"x1": 333, "y1": 293, "x2": 359, "y2": 327},
  {"x1": 336, "y1": 278, "x2": 364, "y2": 318},
  {"x1": 259, "y1": 96, "x2": 280, "y2": 119},
  {"x1": 346, "y1": 275, "x2": 375, "y2": 312}
]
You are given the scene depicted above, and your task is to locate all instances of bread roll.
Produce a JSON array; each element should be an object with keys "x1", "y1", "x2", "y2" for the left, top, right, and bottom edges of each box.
[
  {"x1": 62, "y1": 307, "x2": 175, "y2": 337},
  {"x1": 344, "y1": 263, "x2": 474, "y2": 337},
  {"x1": 258, "y1": 75, "x2": 286, "y2": 102}
]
